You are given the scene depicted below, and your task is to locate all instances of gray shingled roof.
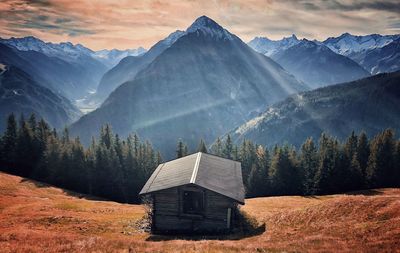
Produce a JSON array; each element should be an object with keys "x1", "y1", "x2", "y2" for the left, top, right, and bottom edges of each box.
[{"x1": 139, "y1": 152, "x2": 245, "y2": 204}]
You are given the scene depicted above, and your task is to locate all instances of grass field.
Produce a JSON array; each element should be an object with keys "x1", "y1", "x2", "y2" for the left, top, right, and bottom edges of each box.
[{"x1": 0, "y1": 172, "x2": 399, "y2": 252}]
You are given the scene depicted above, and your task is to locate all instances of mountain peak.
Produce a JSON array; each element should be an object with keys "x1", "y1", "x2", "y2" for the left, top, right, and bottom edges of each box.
[
  {"x1": 188, "y1": 16, "x2": 222, "y2": 31},
  {"x1": 186, "y1": 15, "x2": 233, "y2": 41}
]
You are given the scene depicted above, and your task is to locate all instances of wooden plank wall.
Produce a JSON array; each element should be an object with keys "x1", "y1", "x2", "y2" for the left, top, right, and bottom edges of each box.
[{"x1": 153, "y1": 185, "x2": 237, "y2": 232}]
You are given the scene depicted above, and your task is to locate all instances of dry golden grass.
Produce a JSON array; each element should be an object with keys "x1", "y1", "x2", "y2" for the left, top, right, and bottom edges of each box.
[{"x1": 0, "y1": 172, "x2": 399, "y2": 253}]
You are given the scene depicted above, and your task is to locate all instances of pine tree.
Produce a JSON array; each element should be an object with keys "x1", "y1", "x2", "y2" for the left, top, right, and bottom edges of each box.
[
  {"x1": 176, "y1": 139, "x2": 185, "y2": 158},
  {"x1": 366, "y1": 129, "x2": 396, "y2": 187},
  {"x1": 212, "y1": 137, "x2": 223, "y2": 156},
  {"x1": 197, "y1": 139, "x2": 208, "y2": 153},
  {"x1": 99, "y1": 124, "x2": 114, "y2": 149},
  {"x1": 299, "y1": 138, "x2": 318, "y2": 195},
  {"x1": 223, "y1": 135, "x2": 233, "y2": 159},
  {"x1": 269, "y1": 145, "x2": 295, "y2": 195},
  {"x1": 183, "y1": 143, "x2": 188, "y2": 157},
  {"x1": 349, "y1": 154, "x2": 363, "y2": 190},
  {"x1": 1, "y1": 114, "x2": 18, "y2": 170},
  {"x1": 356, "y1": 131, "x2": 369, "y2": 182},
  {"x1": 314, "y1": 133, "x2": 337, "y2": 194},
  {"x1": 15, "y1": 119, "x2": 35, "y2": 176},
  {"x1": 239, "y1": 140, "x2": 256, "y2": 186},
  {"x1": 247, "y1": 145, "x2": 270, "y2": 197}
]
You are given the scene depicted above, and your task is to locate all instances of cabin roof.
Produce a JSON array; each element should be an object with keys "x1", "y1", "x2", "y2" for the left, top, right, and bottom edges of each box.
[{"x1": 139, "y1": 152, "x2": 245, "y2": 204}]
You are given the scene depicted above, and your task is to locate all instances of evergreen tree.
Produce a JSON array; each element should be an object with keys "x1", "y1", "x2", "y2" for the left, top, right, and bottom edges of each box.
[
  {"x1": 197, "y1": 139, "x2": 208, "y2": 153},
  {"x1": 247, "y1": 145, "x2": 270, "y2": 197},
  {"x1": 349, "y1": 154, "x2": 363, "y2": 190},
  {"x1": 176, "y1": 139, "x2": 185, "y2": 158},
  {"x1": 223, "y1": 135, "x2": 233, "y2": 159},
  {"x1": 15, "y1": 119, "x2": 35, "y2": 176},
  {"x1": 239, "y1": 140, "x2": 256, "y2": 186},
  {"x1": 299, "y1": 138, "x2": 318, "y2": 195},
  {"x1": 314, "y1": 133, "x2": 337, "y2": 194},
  {"x1": 356, "y1": 131, "x2": 370, "y2": 181},
  {"x1": 366, "y1": 129, "x2": 396, "y2": 187},
  {"x1": 269, "y1": 145, "x2": 297, "y2": 195},
  {"x1": 1, "y1": 114, "x2": 18, "y2": 170},
  {"x1": 212, "y1": 137, "x2": 223, "y2": 156}
]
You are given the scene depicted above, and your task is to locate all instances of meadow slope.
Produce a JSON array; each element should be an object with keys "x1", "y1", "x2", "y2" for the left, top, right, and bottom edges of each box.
[{"x1": 0, "y1": 172, "x2": 399, "y2": 253}]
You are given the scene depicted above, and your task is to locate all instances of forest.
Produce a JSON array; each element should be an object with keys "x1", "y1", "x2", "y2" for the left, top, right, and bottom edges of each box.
[{"x1": 0, "y1": 113, "x2": 399, "y2": 203}]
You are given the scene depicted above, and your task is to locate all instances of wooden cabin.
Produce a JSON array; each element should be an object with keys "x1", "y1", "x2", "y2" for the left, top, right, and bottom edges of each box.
[{"x1": 139, "y1": 152, "x2": 245, "y2": 234}]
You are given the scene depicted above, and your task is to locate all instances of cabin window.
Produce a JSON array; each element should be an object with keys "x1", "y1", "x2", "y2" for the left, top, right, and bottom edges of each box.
[{"x1": 182, "y1": 190, "x2": 204, "y2": 214}]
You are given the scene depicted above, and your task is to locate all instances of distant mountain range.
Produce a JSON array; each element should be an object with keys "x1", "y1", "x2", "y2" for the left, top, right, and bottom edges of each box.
[
  {"x1": 0, "y1": 64, "x2": 81, "y2": 131},
  {"x1": 0, "y1": 38, "x2": 106, "y2": 101},
  {"x1": 323, "y1": 33, "x2": 400, "y2": 75},
  {"x1": 0, "y1": 36, "x2": 146, "y2": 68},
  {"x1": 0, "y1": 36, "x2": 146, "y2": 101},
  {"x1": 248, "y1": 35, "x2": 301, "y2": 56},
  {"x1": 323, "y1": 33, "x2": 399, "y2": 56},
  {"x1": 71, "y1": 16, "x2": 305, "y2": 157},
  {"x1": 228, "y1": 71, "x2": 400, "y2": 147},
  {"x1": 93, "y1": 47, "x2": 147, "y2": 68},
  {"x1": 270, "y1": 39, "x2": 370, "y2": 88},
  {"x1": 248, "y1": 33, "x2": 399, "y2": 89}
]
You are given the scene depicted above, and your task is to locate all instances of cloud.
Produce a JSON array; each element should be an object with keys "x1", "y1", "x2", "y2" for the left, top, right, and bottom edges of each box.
[{"x1": 0, "y1": 0, "x2": 398, "y2": 50}]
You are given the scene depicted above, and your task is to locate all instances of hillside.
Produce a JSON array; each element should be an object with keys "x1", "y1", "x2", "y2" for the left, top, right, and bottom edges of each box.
[
  {"x1": 0, "y1": 65, "x2": 81, "y2": 131},
  {"x1": 1, "y1": 172, "x2": 399, "y2": 252},
  {"x1": 229, "y1": 71, "x2": 400, "y2": 147}
]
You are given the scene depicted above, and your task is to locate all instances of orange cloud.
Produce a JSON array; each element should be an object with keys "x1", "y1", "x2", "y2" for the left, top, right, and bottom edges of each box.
[{"x1": 0, "y1": 0, "x2": 398, "y2": 50}]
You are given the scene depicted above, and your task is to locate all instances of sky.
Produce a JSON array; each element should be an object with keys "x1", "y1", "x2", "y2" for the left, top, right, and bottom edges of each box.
[{"x1": 0, "y1": 0, "x2": 399, "y2": 50}]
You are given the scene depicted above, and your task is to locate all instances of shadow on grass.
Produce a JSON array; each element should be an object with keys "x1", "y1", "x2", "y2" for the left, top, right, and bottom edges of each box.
[
  {"x1": 302, "y1": 188, "x2": 384, "y2": 199},
  {"x1": 146, "y1": 209, "x2": 266, "y2": 242},
  {"x1": 19, "y1": 178, "x2": 104, "y2": 201},
  {"x1": 344, "y1": 189, "x2": 383, "y2": 196}
]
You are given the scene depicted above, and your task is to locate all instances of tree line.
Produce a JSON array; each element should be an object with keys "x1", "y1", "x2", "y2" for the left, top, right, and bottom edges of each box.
[
  {"x1": 1, "y1": 113, "x2": 399, "y2": 203},
  {"x1": 0, "y1": 114, "x2": 160, "y2": 203},
  {"x1": 202, "y1": 131, "x2": 400, "y2": 197}
]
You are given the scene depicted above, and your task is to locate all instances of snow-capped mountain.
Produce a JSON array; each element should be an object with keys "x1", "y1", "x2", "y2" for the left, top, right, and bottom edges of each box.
[
  {"x1": 357, "y1": 38, "x2": 400, "y2": 74},
  {"x1": 186, "y1": 15, "x2": 234, "y2": 40},
  {"x1": 323, "y1": 33, "x2": 400, "y2": 74},
  {"x1": 0, "y1": 36, "x2": 94, "y2": 61},
  {"x1": 0, "y1": 37, "x2": 108, "y2": 100},
  {"x1": 71, "y1": 15, "x2": 305, "y2": 158},
  {"x1": 271, "y1": 39, "x2": 369, "y2": 88},
  {"x1": 323, "y1": 33, "x2": 400, "y2": 56},
  {"x1": 248, "y1": 34, "x2": 300, "y2": 56},
  {"x1": 0, "y1": 36, "x2": 147, "y2": 68},
  {"x1": 93, "y1": 47, "x2": 147, "y2": 67}
]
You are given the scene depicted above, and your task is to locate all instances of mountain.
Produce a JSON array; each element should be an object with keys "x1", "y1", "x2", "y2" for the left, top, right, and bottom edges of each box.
[
  {"x1": 0, "y1": 43, "x2": 101, "y2": 101},
  {"x1": 323, "y1": 33, "x2": 400, "y2": 56},
  {"x1": 71, "y1": 16, "x2": 305, "y2": 157},
  {"x1": 228, "y1": 71, "x2": 400, "y2": 147},
  {"x1": 323, "y1": 33, "x2": 400, "y2": 74},
  {"x1": 0, "y1": 37, "x2": 108, "y2": 100},
  {"x1": 93, "y1": 47, "x2": 147, "y2": 68},
  {"x1": 0, "y1": 64, "x2": 81, "y2": 131},
  {"x1": 349, "y1": 38, "x2": 400, "y2": 74},
  {"x1": 270, "y1": 39, "x2": 370, "y2": 88},
  {"x1": 248, "y1": 35, "x2": 300, "y2": 56},
  {"x1": 94, "y1": 30, "x2": 185, "y2": 103}
]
